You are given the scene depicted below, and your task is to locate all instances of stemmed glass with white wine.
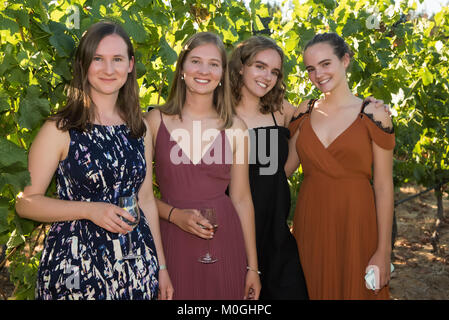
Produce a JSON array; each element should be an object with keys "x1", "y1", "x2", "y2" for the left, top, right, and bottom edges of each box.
[
  {"x1": 118, "y1": 194, "x2": 141, "y2": 260},
  {"x1": 198, "y1": 208, "x2": 218, "y2": 264}
]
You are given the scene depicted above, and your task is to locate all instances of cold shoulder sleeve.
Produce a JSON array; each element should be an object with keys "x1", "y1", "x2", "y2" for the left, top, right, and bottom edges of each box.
[
  {"x1": 289, "y1": 99, "x2": 317, "y2": 137},
  {"x1": 288, "y1": 111, "x2": 308, "y2": 137},
  {"x1": 361, "y1": 111, "x2": 395, "y2": 150}
]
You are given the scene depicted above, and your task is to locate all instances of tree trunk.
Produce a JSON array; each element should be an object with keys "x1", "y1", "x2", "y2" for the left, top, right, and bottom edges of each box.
[
  {"x1": 435, "y1": 184, "x2": 444, "y2": 221},
  {"x1": 430, "y1": 185, "x2": 443, "y2": 254}
]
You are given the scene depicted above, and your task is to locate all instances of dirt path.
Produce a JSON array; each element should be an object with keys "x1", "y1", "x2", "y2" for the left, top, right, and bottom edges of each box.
[{"x1": 390, "y1": 184, "x2": 449, "y2": 300}]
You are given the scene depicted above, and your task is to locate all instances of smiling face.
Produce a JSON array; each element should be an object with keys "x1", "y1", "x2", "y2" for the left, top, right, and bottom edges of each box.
[
  {"x1": 240, "y1": 48, "x2": 281, "y2": 99},
  {"x1": 181, "y1": 43, "x2": 223, "y2": 97},
  {"x1": 87, "y1": 34, "x2": 134, "y2": 100},
  {"x1": 303, "y1": 42, "x2": 349, "y2": 94}
]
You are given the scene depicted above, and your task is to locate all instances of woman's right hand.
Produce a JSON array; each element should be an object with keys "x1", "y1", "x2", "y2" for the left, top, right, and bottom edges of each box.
[
  {"x1": 170, "y1": 208, "x2": 214, "y2": 239},
  {"x1": 86, "y1": 202, "x2": 136, "y2": 234}
]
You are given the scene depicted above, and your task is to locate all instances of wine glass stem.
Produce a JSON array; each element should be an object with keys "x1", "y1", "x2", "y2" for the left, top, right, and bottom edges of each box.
[
  {"x1": 207, "y1": 239, "x2": 211, "y2": 257},
  {"x1": 128, "y1": 232, "x2": 133, "y2": 255}
]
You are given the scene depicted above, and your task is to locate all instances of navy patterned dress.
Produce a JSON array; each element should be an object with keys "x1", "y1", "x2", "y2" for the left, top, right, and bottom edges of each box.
[{"x1": 36, "y1": 124, "x2": 159, "y2": 300}]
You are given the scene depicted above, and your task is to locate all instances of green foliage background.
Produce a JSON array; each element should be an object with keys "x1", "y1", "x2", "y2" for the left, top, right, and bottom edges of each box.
[{"x1": 0, "y1": 0, "x2": 448, "y2": 299}]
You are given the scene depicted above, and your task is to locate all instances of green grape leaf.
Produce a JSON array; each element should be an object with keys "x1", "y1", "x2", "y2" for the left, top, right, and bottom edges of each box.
[{"x1": 17, "y1": 86, "x2": 50, "y2": 130}]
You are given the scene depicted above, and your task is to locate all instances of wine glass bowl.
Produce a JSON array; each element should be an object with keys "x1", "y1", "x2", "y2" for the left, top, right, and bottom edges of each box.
[{"x1": 118, "y1": 195, "x2": 141, "y2": 260}]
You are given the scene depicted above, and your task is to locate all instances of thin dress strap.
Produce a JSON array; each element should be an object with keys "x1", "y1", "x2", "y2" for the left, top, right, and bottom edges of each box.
[
  {"x1": 159, "y1": 109, "x2": 164, "y2": 122},
  {"x1": 360, "y1": 99, "x2": 370, "y2": 114},
  {"x1": 270, "y1": 112, "x2": 278, "y2": 127},
  {"x1": 307, "y1": 99, "x2": 317, "y2": 113},
  {"x1": 289, "y1": 99, "x2": 316, "y2": 123}
]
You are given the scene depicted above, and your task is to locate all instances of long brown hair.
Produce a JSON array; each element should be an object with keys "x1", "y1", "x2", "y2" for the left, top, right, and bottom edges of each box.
[
  {"x1": 159, "y1": 32, "x2": 233, "y2": 129},
  {"x1": 51, "y1": 21, "x2": 145, "y2": 138},
  {"x1": 229, "y1": 36, "x2": 286, "y2": 114}
]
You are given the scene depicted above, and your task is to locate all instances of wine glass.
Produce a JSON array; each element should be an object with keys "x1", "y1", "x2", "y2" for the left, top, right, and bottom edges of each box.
[
  {"x1": 118, "y1": 195, "x2": 141, "y2": 260},
  {"x1": 198, "y1": 208, "x2": 218, "y2": 264}
]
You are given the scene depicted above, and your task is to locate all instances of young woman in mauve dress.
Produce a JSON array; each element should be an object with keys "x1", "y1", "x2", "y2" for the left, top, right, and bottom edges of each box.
[
  {"x1": 144, "y1": 32, "x2": 261, "y2": 300},
  {"x1": 15, "y1": 21, "x2": 173, "y2": 300},
  {"x1": 287, "y1": 33, "x2": 395, "y2": 300}
]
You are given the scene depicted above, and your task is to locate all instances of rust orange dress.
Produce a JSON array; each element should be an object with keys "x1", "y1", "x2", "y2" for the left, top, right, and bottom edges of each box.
[{"x1": 289, "y1": 99, "x2": 395, "y2": 300}]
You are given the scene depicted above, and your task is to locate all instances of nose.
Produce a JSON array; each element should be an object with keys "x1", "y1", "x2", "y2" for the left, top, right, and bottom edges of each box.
[
  {"x1": 263, "y1": 69, "x2": 274, "y2": 82},
  {"x1": 314, "y1": 66, "x2": 323, "y2": 79},
  {"x1": 198, "y1": 62, "x2": 210, "y2": 75},
  {"x1": 104, "y1": 59, "x2": 114, "y2": 75}
]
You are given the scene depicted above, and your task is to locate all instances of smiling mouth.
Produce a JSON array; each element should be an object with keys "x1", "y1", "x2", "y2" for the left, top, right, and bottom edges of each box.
[
  {"x1": 256, "y1": 81, "x2": 268, "y2": 88},
  {"x1": 194, "y1": 78, "x2": 210, "y2": 84},
  {"x1": 318, "y1": 79, "x2": 330, "y2": 85}
]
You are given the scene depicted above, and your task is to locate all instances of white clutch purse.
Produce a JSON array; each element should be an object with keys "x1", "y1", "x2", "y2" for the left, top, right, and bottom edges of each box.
[{"x1": 365, "y1": 263, "x2": 395, "y2": 291}]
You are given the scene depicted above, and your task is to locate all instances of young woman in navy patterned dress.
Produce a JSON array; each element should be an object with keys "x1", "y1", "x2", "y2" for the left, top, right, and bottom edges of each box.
[{"x1": 15, "y1": 21, "x2": 173, "y2": 300}]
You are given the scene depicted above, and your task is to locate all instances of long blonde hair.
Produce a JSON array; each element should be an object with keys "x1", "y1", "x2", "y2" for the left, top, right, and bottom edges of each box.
[{"x1": 159, "y1": 32, "x2": 233, "y2": 129}]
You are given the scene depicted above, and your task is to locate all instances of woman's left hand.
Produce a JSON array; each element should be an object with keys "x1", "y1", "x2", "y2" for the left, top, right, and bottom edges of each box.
[
  {"x1": 243, "y1": 269, "x2": 261, "y2": 300},
  {"x1": 366, "y1": 249, "x2": 391, "y2": 294},
  {"x1": 364, "y1": 96, "x2": 393, "y2": 116},
  {"x1": 157, "y1": 269, "x2": 174, "y2": 300}
]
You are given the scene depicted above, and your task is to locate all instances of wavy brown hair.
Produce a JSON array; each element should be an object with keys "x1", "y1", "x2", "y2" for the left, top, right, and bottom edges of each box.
[
  {"x1": 159, "y1": 32, "x2": 233, "y2": 129},
  {"x1": 51, "y1": 21, "x2": 145, "y2": 138},
  {"x1": 229, "y1": 36, "x2": 286, "y2": 114}
]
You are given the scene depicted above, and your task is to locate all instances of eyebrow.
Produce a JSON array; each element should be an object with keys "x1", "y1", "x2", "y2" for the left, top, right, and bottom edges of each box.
[
  {"x1": 93, "y1": 53, "x2": 127, "y2": 57},
  {"x1": 306, "y1": 59, "x2": 332, "y2": 69},
  {"x1": 253, "y1": 60, "x2": 281, "y2": 72},
  {"x1": 189, "y1": 55, "x2": 222, "y2": 63}
]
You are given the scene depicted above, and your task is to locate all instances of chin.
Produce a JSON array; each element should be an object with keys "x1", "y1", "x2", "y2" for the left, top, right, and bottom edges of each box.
[{"x1": 315, "y1": 83, "x2": 334, "y2": 94}]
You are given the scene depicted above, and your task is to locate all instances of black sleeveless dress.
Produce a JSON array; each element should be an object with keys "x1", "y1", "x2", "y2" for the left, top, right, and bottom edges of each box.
[{"x1": 249, "y1": 113, "x2": 308, "y2": 300}]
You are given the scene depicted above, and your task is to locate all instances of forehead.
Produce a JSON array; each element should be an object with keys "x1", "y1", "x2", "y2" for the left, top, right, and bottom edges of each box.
[
  {"x1": 186, "y1": 43, "x2": 222, "y2": 61},
  {"x1": 250, "y1": 49, "x2": 281, "y2": 68},
  {"x1": 94, "y1": 34, "x2": 129, "y2": 56},
  {"x1": 303, "y1": 42, "x2": 336, "y2": 65}
]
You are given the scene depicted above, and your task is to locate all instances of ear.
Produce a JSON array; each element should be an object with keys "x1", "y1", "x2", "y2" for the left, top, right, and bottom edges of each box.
[
  {"x1": 128, "y1": 56, "x2": 135, "y2": 73},
  {"x1": 342, "y1": 53, "x2": 350, "y2": 70}
]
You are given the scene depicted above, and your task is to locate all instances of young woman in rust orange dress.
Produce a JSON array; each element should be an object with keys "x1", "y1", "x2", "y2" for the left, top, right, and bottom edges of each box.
[{"x1": 286, "y1": 33, "x2": 395, "y2": 299}]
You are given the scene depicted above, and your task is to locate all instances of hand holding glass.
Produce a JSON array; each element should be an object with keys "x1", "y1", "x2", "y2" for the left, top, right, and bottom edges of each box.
[{"x1": 198, "y1": 208, "x2": 218, "y2": 264}]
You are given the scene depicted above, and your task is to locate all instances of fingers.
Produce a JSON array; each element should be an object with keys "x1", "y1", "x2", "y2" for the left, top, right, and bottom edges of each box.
[
  {"x1": 158, "y1": 271, "x2": 174, "y2": 300},
  {"x1": 117, "y1": 207, "x2": 137, "y2": 225},
  {"x1": 158, "y1": 288, "x2": 167, "y2": 300},
  {"x1": 189, "y1": 209, "x2": 213, "y2": 239},
  {"x1": 364, "y1": 96, "x2": 378, "y2": 103},
  {"x1": 243, "y1": 272, "x2": 261, "y2": 300},
  {"x1": 171, "y1": 208, "x2": 213, "y2": 239},
  {"x1": 244, "y1": 287, "x2": 254, "y2": 300},
  {"x1": 374, "y1": 270, "x2": 390, "y2": 295},
  {"x1": 166, "y1": 286, "x2": 174, "y2": 300},
  {"x1": 112, "y1": 208, "x2": 135, "y2": 233},
  {"x1": 104, "y1": 206, "x2": 134, "y2": 234},
  {"x1": 365, "y1": 96, "x2": 384, "y2": 107},
  {"x1": 366, "y1": 97, "x2": 393, "y2": 116}
]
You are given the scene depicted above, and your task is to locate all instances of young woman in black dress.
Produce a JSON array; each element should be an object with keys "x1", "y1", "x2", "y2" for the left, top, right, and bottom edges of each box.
[{"x1": 228, "y1": 36, "x2": 308, "y2": 300}]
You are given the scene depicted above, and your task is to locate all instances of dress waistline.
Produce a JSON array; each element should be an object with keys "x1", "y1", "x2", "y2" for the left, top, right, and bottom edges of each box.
[
  {"x1": 162, "y1": 193, "x2": 229, "y2": 208},
  {"x1": 304, "y1": 172, "x2": 370, "y2": 181}
]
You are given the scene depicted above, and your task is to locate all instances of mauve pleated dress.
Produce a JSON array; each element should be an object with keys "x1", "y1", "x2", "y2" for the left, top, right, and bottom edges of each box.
[
  {"x1": 289, "y1": 99, "x2": 395, "y2": 300},
  {"x1": 154, "y1": 113, "x2": 247, "y2": 300}
]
